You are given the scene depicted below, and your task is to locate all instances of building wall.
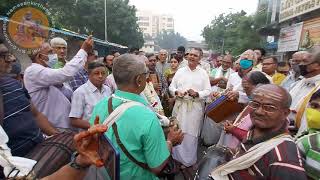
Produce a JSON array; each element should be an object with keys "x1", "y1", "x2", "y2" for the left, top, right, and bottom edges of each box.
[{"x1": 137, "y1": 10, "x2": 174, "y2": 38}]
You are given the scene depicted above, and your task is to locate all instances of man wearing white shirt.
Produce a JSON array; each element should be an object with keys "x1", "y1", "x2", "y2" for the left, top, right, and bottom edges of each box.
[
  {"x1": 24, "y1": 37, "x2": 93, "y2": 128},
  {"x1": 69, "y1": 62, "x2": 111, "y2": 130},
  {"x1": 211, "y1": 54, "x2": 235, "y2": 92},
  {"x1": 281, "y1": 51, "x2": 305, "y2": 91},
  {"x1": 289, "y1": 51, "x2": 320, "y2": 135},
  {"x1": 169, "y1": 48, "x2": 211, "y2": 168}
]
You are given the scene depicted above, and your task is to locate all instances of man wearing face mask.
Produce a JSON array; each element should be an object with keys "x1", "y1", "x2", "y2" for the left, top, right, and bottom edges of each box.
[
  {"x1": 288, "y1": 50, "x2": 320, "y2": 136},
  {"x1": 24, "y1": 36, "x2": 93, "y2": 128},
  {"x1": 296, "y1": 89, "x2": 320, "y2": 180},
  {"x1": 281, "y1": 51, "x2": 305, "y2": 91}
]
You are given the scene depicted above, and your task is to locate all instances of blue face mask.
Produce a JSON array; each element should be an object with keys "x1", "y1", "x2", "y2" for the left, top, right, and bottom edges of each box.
[
  {"x1": 46, "y1": 54, "x2": 58, "y2": 68},
  {"x1": 240, "y1": 59, "x2": 253, "y2": 70}
]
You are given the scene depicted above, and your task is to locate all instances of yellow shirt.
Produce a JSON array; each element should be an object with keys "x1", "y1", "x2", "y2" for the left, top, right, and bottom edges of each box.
[{"x1": 272, "y1": 72, "x2": 286, "y2": 85}]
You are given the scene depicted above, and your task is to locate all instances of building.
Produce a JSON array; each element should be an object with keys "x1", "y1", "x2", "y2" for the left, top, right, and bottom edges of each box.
[
  {"x1": 258, "y1": 0, "x2": 320, "y2": 60},
  {"x1": 136, "y1": 10, "x2": 174, "y2": 38}
]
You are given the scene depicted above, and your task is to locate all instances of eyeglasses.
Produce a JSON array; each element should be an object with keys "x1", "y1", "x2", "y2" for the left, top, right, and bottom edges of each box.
[{"x1": 248, "y1": 101, "x2": 278, "y2": 113}]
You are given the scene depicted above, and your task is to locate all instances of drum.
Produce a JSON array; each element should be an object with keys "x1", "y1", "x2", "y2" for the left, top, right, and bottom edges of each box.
[
  {"x1": 24, "y1": 130, "x2": 77, "y2": 178},
  {"x1": 194, "y1": 145, "x2": 232, "y2": 180},
  {"x1": 205, "y1": 95, "x2": 242, "y2": 123}
]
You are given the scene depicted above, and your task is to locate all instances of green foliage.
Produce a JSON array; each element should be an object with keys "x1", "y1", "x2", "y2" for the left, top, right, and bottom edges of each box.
[
  {"x1": 155, "y1": 30, "x2": 187, "y2": 50},
  {"x1": 0, "y1": 0, "x2": 144, "y2": 48},
  {"x1": 202, "y1": 10, "x2": 267, "y2": 56}
]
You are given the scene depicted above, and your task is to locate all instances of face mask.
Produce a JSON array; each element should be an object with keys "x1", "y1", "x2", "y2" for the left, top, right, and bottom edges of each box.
[
  {"x1": 291, "y1": 64, "x2": 300, "y2": 74},
  {"x1": 46, "y1": 54, "x2": 58, "y2": 68},
  {"x1": 299, "y1": 64, "x2": 308, "y2": 76},
  {"x1": 306, "y1": 108, "x2": 320, "y2": 129},
  {"x1": 240, "y1": 59, "x2": 253, "y2": 70}
]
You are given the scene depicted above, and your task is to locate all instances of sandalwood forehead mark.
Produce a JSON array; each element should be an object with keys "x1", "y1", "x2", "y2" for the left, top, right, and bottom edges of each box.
[{"x1": 253, "y1": 89, "x2": 284, "y2": 103}]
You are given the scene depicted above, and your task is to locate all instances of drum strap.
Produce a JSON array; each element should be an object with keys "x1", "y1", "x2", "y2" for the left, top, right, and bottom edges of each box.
[{"x1": 108, "y1": 97, "x2": 151, "y2": 171}]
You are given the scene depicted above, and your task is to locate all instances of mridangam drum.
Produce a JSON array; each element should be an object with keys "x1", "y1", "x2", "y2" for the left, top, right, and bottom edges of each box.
[
  {"x1": 24, "y1": 130, "x2": 76, "y2": 178},
  {"x1": 194, "y1": 145, "x2": 232, "y2": 180}
]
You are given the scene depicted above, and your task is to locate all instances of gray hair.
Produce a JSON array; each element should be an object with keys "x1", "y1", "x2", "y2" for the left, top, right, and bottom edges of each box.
[
  {"x1": 113, "y1": 54, "x2": 147, "y2": 87},
  {"x1": 50, "y1": 37, "x2": 67, "y2": 47}
]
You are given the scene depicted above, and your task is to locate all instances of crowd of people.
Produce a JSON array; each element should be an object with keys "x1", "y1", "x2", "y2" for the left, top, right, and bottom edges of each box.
[{"x1": 0, "y1": 34, "x2": 320, "y2": 180}]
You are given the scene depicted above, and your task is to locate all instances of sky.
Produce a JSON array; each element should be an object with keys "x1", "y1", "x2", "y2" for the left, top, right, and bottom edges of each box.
[{"x1": 129, "y1": 0, "x2": 259, "y2": 41}]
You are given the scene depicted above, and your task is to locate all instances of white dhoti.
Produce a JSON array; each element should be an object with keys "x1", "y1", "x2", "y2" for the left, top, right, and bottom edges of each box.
[
  {"x1": 172, "y1": 134, "x2": 198, "y2": 167},
  {"x1": 172, "y1": 98, "x2": 205, "y2": 167}
]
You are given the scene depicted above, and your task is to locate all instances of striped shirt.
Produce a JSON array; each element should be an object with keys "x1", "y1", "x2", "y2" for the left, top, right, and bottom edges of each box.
[
  {"x1": 0, "y1": 76, "x2": 43, "y2": 156},
  {"x1": 229, "y1": 126, "x2": 307, "y2": 180},
  {"x1": 296, "y1": 130, "x2": 320, "y2": 179},
  {"x1": 68, "y1": 68, "x2": 89, "y2": 91}
]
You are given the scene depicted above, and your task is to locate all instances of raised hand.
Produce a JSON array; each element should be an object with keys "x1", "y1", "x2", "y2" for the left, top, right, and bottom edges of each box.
[{"x1": 81, "y1": 35, "x2": 94, "y2": 54}]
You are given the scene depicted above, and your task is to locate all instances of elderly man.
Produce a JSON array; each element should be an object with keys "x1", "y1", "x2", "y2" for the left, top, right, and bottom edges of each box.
[
  {"x1": 89, "y1": 54, "x2": 183, "y2": 180},
  {"x1": 253, "y1": 47, "x2": 266, "y2": 70},
  {"x1": 169, "y1": 48, "x2": 211, "y2": 168},
  {"x1": 103, "y1": 54, "x2": 114, "y2": 76},
  {"x1": 0, "y1": 40, "x2": 57, "y2": 156},
  {"x1": 210, "y1": 54, "x2": 235, "y2": 92},
  {"x1": 23, "y1": 36, "x2": 93, "y2": 129},
  {"x1": 156, "y1": 49, "x2": 170, "y2": 75},
  {"x1": 69, "y1": 62, "x2": 111, "y2": 130},
  {"x1": 262, "y1": 56, "x2": 286, "y2": 85},
  {"x1": 211, "y1": 84, "x2": 307, "y2": 180},
  {"x1": 199, "y1": 48, "x2": 211, "y2": 75},
  {"x1": 281, "y1": 51, "x2": 305, "y2": 91},
  {"x1": 289, "y1": 50, "x2": 320, "y2": 136},
  {"x1": 50, "y1": 37, "x2": 68, "y2": 69},
  {"x1": 146, "y1": 53, "x2": 168, "y2": 97}
]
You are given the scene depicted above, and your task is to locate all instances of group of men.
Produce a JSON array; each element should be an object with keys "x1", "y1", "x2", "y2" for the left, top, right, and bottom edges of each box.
[{"x1": 1, "y1": 33, "x2": 320, "y2": 180}]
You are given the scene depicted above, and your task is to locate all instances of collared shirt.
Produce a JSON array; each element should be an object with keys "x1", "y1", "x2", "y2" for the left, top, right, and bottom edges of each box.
[
  {"x1": 227, "y1": 72, "x2": 249, "y2": 104},
  {"x1": 0, "y1": 76, "x2": 43, "y2": 156},
  {"x1": 105, "y1": 74, "x2": 118, "y2": 93},
  {"x1": 281, "y1": 71, "x2": 303, "y2": 91},
  {"x1": 156, "y1": 61, "x2": 170, "y2": 75},
  {"x1": 199, "y1": 60, "x2": 211, "y2": 75},
  {"x1": 178, "y1": 59, "x2": 188, "y2": 69},
  {"x1": 229, "y1": 126, "x2": 307, "y2": 180},
  {"x1": 272, "y1": 72, "x2": 286, "y2": 85},
  {"x1": 89, "y1": 90, "x2": 170, "y2": 180},
  {"x1": 68, "y1": 68, "x2": 89, "y2": 91},
  {"x1": 53, "y1": 61, "x2": 65, "y2": 69},
  {"x1": 69, "y1": 80, "x2": 111, "y2": 121},
  {"x1": 142, "y1": 81, "x2": 163, "y2": 114},
  {"x1": 24, "y1": 49, "x2": 88, "y2": 128}
]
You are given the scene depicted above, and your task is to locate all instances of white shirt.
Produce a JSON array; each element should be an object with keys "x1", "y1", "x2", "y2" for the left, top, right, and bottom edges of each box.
[
  {"x1": 69, "y1": 80, "x2": 111, "y2": 121},
  {"x1": 227, "y1": 72, "x2": 249, "y2": 104},
  {"x1": 289, "y1": 74, "x2": 320, "y2": 135},
  {"x1": 169, "y1": 66, "x2": 211, "y2": 136},
  {"x1": 169, "y1": 66, "x2": 211, "y2": 99},
  {"x1": 178, "y1": 59, "x2": 188, "y2": 69},
  {"x1": 24, "y1": 49, "x2": 88, "y2": 128},
  {"x1": 105, "y1": 74, "x2": 117, "y2": 93}
]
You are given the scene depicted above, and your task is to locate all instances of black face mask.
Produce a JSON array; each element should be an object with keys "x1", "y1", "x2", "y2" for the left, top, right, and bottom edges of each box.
[{"x1": 299, "y1": 64, "x2": 308, "y2": 76}]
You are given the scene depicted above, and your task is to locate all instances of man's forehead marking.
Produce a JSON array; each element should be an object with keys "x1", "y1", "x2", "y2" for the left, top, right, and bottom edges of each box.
[{"x1": 253, "y1": 89, "x2": 283, "y2": 102}]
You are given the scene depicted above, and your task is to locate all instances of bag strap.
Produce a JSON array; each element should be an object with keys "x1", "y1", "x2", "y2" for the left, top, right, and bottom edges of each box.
[
  {"x1": 107, "y1": 97, "x2": 151, "y2": 171},
  {"x1": 295, "y1": 83, "x2": 320, "y2": 128}
]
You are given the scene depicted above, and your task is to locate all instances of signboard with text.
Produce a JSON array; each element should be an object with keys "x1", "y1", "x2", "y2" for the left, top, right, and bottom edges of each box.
[
  {"x1": 279, "y1": 0, "x2": 320, "y2": 22},
  {"x1": 300, "y1": 17, "x2": 320, "y2": 50},
  {"x1": 277, "y1": 22, "x2": 303, "y2": 52}
]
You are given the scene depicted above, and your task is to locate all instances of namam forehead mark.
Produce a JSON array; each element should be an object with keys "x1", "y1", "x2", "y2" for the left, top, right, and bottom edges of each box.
[{"x1": 252, "y1": 88, "x2": 284, "y2": 105}]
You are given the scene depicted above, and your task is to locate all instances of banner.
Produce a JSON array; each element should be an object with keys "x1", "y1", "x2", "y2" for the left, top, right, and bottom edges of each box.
[
  {"x1": 279, "y1": 0, "x2": 320, "y2": 22},
  {"x1": 300, "y1": 17, "x2": 320, "y2": 50},
  {"x1": 277, "y1": 22, "x2": 303, "y2": 52}
]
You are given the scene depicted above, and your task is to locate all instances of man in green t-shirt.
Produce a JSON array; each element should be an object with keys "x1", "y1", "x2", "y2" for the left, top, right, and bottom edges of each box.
[{"x1": 90, "y1": 54, "x2": 183, "y2": 180}]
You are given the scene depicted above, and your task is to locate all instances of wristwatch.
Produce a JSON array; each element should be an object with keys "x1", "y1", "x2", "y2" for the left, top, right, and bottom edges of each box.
[{"x1": 69, "y1": 151, "x2": 89, "y2": 170}]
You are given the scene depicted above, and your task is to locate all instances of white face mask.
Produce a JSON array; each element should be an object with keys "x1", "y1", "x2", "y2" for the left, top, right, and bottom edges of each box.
[{"x1": 46, "y1": 54, "x2": 58, "y2": 68}]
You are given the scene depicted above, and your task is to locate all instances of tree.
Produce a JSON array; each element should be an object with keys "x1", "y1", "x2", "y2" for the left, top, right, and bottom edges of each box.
[
  {"x1": 202, "y1": 10, "x2": 267, "y2": 55},
  {"x1": 155, "y1": 30, "x2": 187, "y2": 50},
  {"x1": 0, "y1": 0, "x2": 144, "y2": 48}
]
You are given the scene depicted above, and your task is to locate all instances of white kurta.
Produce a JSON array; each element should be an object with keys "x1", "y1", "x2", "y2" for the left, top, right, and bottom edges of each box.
[
  {"x1": 169, "y1": 66, "x2": 211, "y2": 166},
  {"x1": 289, "y1": 74, "x2": 320, "y2": 135},
  {"x1": 169, "y1": 66, "x2": 211, "y2": 137}
]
